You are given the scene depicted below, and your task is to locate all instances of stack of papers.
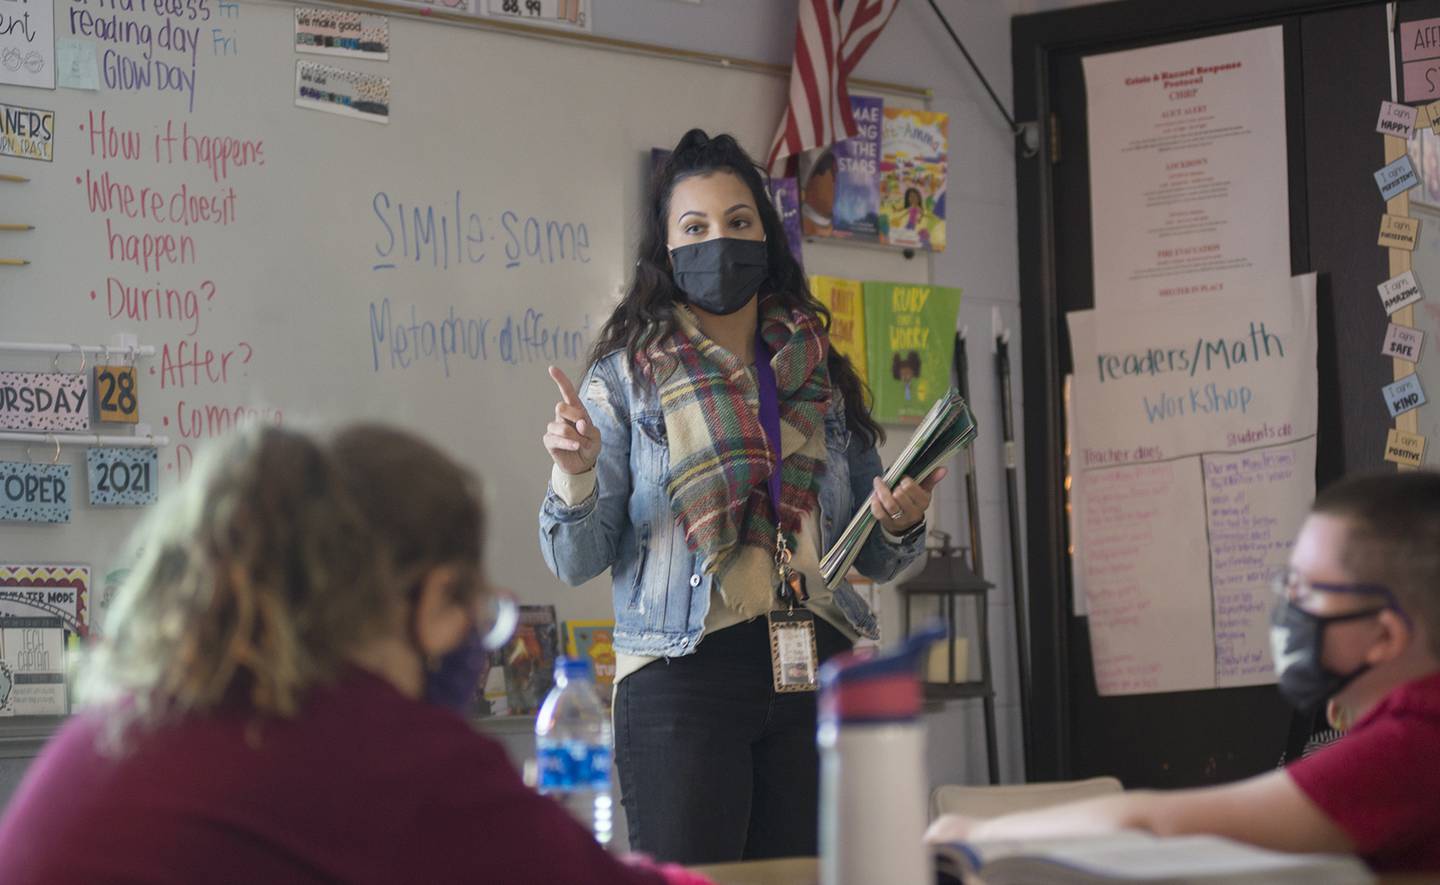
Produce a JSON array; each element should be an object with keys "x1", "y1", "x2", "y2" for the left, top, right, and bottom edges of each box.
[{"x1": 820, "y1": 388, "x2": 977, "y2": 589}]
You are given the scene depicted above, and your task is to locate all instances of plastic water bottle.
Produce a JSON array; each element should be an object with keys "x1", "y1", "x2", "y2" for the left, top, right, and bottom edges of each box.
[
  {"x1": 818, "y1": 624, "x2": 946, "y2": 885},
  {"x1": 535, "y1": 657, "x2": 614, "y2": 846}
]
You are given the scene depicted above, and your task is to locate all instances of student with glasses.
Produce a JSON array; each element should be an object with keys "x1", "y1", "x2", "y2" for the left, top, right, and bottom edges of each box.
[{"x1": 928, "y1": 471, "x2": 1440, "y2": 874}]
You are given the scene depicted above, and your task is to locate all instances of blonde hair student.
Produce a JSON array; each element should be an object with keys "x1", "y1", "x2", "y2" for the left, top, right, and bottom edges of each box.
[
  {"x1": 927, "y1": 470, "x2": 1440, "y2": 874},
  {"x1": 0, "y1": 424, "x2": 707, "y2": 885}
]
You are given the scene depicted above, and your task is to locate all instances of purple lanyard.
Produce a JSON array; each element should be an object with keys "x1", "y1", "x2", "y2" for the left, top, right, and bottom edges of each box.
[{"x1": 753, "y1": 328, "x2": 785, "y2": 530}]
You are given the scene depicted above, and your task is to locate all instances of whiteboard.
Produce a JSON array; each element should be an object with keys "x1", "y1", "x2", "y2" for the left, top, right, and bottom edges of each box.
[{"x1": 0, "y1": 0, "x2": 928, "y2": 629}]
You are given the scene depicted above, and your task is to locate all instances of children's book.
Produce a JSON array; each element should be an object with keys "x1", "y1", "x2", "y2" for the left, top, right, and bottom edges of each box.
[
  {"x1": 810, "y1": 275, "x2": 867, "y2": 382},
  {"x1": 862, "y1": 281, "x2": 962, "y2": 424},
  {"x1": 832, "y1": 95, "x2": 884, "y2": 241},
  {"x1": 500, "y1": 605, "x2": 559, "y2": 716},
  {"x1": 477, "y1": 652, "x2": 510, "y2": 717},
  {"x1": 933, "y1": 832, "x2": 1373, "y2": 885},
  {"x1": 565, "y1": 619, "x2": 616, "y2": 697},
  {"x1": 649, "y1": 147, "x2": 671, "y2": 203},
  {"x1": 800, "y1": 95, "x2": 884, "y2": 243},
  {"x1": 878, "y1": 107, "x2": 947, "y2": 252},
  {"x1": 768, "y1": 177, "x2": 804, "y2": 265}
]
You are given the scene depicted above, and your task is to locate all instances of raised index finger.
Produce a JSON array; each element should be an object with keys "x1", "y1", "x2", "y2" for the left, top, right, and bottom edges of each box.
[{"x1": 548, "y1": 365, "x2": 583, "y2": 408}]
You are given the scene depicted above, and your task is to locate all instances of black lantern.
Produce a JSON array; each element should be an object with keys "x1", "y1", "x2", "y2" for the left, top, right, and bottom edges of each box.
[{"x1": 897, "y1": 531, "x2": 999, "y2": 783}]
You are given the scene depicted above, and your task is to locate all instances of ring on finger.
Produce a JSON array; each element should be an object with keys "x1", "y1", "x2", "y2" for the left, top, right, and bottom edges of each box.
[{"x1": 889, "y1": 509, "x2": 904, "y2": 521}]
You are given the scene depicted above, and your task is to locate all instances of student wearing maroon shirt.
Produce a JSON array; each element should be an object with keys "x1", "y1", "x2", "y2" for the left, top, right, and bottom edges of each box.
[
  {"x1": 928, "y1": 471, "x2": 1440, "y2": 874},
  {"x1": 0, "y1": 425, "x2": 708, "y2": 885}
]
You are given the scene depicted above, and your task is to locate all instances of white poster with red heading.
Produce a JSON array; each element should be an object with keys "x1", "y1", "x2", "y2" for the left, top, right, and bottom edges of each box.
[{"x1": 1083, "y1": 27, "x2": 1291, "y2": 309}]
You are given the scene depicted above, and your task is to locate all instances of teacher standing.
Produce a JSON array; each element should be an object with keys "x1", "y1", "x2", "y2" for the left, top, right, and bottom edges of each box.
[{"x1": 538, "y1": 129, "x2": 945, "y2": 865}]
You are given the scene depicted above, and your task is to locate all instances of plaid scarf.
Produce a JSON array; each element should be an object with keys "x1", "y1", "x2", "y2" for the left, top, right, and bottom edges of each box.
[{"x1": 636, "y1": 298, "x2": 831, "y2": 614}]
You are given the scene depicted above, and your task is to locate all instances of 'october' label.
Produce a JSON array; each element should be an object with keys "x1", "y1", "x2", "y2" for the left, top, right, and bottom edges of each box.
[{"x1": 0, "y1": 462, "x2": 72, "y2": 523}]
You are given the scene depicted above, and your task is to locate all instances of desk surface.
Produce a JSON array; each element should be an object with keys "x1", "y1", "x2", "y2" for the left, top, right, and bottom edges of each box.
[
  {"x1": 689, "y1": 858, "x2": 816, "y2": 885},
  {"x1": 688, "y1": 858, "x2": 1440, "y2": 884}
]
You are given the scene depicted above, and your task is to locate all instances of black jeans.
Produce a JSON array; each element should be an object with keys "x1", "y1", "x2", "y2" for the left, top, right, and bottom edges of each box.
[{"x1": 613, "y1": 616, "x2": 852, "y2": 865}]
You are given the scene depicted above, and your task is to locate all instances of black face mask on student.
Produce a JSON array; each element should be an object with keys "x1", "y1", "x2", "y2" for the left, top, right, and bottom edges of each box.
[
  {"x1": 1268, "y1": 601, "x2": 1380, "y2": 713},
  {"x1": 669, "y1": 237, "x2": 769, "y2": 316}
]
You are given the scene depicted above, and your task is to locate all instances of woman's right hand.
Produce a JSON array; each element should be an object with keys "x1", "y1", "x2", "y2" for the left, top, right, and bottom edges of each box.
[{"x1": 544, "y1": 366, "x2": 602, "y2": 475}]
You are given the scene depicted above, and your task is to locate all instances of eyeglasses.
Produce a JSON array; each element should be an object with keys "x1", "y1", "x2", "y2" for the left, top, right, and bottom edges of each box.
[
  {"x1": 476, "y1": 590, "x2": 520, "y2": 651},
  {"x1": 1270, "y1": 570, "x2": 1411, "y2": 627}
]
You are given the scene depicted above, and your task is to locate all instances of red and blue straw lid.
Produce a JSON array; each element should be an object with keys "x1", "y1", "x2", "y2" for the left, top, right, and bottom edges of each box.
[{"x1": 819, "y1": 622, "x2": 947, "y2": 725}]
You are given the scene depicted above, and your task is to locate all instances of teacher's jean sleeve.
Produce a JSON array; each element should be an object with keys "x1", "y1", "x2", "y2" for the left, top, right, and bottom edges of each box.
[{"x1": 538, "y1": 359, "x2": 634, "y2": 586}]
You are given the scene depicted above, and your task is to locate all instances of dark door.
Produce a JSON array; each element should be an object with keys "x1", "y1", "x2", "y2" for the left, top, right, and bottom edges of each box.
[{"x1": 1015, "y1": 0, "x2": 1408, "y2": 786}]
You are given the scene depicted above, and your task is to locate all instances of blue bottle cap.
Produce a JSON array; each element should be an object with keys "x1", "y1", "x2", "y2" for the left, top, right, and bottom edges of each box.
[{"x1": 556, "y1": 657, "x2": 593, "y2": 680}]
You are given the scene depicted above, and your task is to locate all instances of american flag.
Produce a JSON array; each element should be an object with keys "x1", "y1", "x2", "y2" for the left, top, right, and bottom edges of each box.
[{"x1": 766, "y1": 0, "x2": 901, "y2": 177}]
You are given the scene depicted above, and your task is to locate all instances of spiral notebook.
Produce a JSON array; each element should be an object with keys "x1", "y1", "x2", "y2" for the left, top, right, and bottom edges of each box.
[{"x1": 933, "y1": 832, "x2": 1373, "y2": 885}]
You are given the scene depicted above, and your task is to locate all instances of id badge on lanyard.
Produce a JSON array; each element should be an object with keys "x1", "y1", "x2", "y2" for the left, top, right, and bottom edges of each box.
[{"x1": 755, "y1": 329, "x2": 818, "y2": 693}]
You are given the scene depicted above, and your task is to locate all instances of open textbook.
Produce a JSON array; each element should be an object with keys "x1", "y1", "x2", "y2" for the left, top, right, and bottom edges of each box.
[
  {"x1": 933, "y1": 832, "x2": 1373, "y2": 885},
  {"x1": 820, "y1": 389, "x2": 977, "y2": 589}
]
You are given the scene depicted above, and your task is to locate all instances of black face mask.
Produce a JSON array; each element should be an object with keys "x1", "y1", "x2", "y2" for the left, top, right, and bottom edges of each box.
[
  {"x1": 669, "y1": 237, "x2": 769, "y2": 316},
  {"x1": 1269, "y1": 600, "x2": 1379, "y2": 713}
]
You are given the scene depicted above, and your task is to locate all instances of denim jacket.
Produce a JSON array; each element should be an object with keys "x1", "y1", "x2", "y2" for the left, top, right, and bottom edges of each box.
[{"x1": 538, "y1": 350, "x2": 926, "y2": 657}]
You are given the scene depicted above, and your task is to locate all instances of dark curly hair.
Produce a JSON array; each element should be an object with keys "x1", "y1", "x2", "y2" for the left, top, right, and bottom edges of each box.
[
  {"x1": 892, "y1": 351, "x2": 922, "y2": 379},
  {"x1": 589, "y1": 128, "x2": 884, "y2": 447}
]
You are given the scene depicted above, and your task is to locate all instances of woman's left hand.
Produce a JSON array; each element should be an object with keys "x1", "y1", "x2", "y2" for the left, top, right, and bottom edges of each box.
[{"x1": 870, "y1": 467, "x2": 948, "y2": 535}]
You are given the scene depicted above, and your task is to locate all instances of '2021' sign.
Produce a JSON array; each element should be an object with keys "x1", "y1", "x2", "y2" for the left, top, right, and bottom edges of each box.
[{"x1": 87, "y1": 447, "x2": 158, "y2": 507}]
